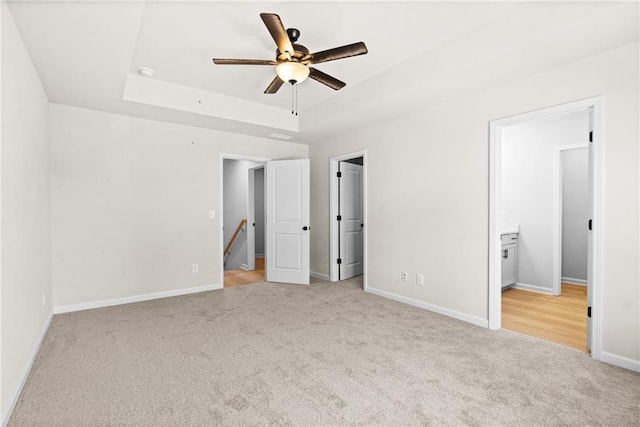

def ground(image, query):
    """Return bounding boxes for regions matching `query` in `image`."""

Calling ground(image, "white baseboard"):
[561,277,587,286]
[310,271,330,281]
[2,309,54,427]
[513,283,554,294]
[600,351,640,372]
[53,284,222,314]
[366,286,488,328]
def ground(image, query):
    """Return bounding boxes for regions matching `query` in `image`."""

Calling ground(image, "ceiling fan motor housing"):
[286,28,300,42]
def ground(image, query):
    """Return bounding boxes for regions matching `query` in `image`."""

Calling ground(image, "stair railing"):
[224,218,247,257]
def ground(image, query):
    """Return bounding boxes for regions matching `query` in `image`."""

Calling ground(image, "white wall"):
[1,3,52,422]
[562,147,589,283]
[223,159,261,270]
[50,104,307,307]
[501,111,589,292]
[309,42,639,363]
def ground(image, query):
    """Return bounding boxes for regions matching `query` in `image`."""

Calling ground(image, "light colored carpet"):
[9,277,640,426]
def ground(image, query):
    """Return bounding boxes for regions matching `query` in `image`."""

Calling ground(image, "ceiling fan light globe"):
[276,62,309,85]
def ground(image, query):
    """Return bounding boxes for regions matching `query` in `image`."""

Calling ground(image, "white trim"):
[562,277,587,286]
[589,96,604,361]
[600,352,640,373]
[0,3,3,421]
[0,4,3,423]
[2,310,53,427]
[329,150,368,292]
[53,284,220,314]
[489,96,604,361]
[488,123,502,330]
[553,143,589,296]
[310,271,330,281]
[367,287,488,328]
[512,283,554,294]
[219,153,270,287]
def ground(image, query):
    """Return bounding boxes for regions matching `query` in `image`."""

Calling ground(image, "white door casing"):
[339,162,364,279]
[246,166,265,271]
[265,159,310,285]
[586,108,594,352]
[553,143,589,296]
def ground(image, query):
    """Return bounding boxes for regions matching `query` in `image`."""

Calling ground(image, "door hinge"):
[589,131,593,142]
[337,215,342,221]
[337,171,342,178]
[587,306,592,318]
[588,219,592,231]
[337,258,342,265]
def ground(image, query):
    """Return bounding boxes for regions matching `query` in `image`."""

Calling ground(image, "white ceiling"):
[6,0,639,144]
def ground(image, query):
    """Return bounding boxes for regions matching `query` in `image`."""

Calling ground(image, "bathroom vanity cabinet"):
[501,233,518,289]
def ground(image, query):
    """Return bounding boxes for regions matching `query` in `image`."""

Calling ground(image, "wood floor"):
[502,283,588,352]
[224,257,265,287]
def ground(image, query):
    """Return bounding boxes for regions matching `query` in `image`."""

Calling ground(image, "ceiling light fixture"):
[138,67,154,77]
[275,62,309,85]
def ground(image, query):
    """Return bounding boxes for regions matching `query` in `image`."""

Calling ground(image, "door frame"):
[329,150,368,290]
[246,165,265,271]
[553,143,589,296]
[219,153,269,287]
[488,96,603,360]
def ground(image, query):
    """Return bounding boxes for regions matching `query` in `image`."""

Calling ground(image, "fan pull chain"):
[290,83,299,116]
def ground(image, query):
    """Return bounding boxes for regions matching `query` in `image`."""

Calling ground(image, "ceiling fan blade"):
[310,42,368,64]
[260,13,294,55]
[309,67,346,90]
[264,76,284,94]
[213,58,277,66]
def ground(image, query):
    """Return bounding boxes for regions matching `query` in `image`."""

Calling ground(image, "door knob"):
[303,226,309,230]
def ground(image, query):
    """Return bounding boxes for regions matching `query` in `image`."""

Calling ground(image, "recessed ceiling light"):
[138,67,154,77]
[269,133,294,140]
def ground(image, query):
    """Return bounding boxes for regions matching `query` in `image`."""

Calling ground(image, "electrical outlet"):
[417,274,424,286]
[41,293,46,307]
[209,210,216,219]
[192,264,199,274]
[401,271,408,281]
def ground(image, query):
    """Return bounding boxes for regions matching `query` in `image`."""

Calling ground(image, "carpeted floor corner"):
[8,277,640,426]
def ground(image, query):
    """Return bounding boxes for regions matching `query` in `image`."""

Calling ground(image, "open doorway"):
[329,150,367,290]
[220,155,311,287]
[221,156,267,288]
[489,97,603,359]
[501,143,590,351]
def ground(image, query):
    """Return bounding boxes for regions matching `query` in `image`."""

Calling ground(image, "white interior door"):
[339,162,364,279]
[266,159,310,284]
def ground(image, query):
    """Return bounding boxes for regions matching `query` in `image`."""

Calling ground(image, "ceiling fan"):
[212,13,368,94]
